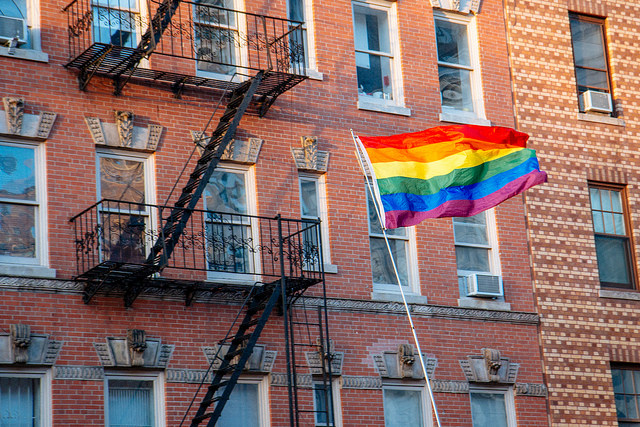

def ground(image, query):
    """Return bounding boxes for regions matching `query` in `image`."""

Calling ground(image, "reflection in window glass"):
[470,391,508,427]
[612,367,640,424]
[0,376,41,426]
[435,17,474,112]
[383,388,423,427]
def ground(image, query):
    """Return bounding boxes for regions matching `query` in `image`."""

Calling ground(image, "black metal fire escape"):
[65,0,334,425]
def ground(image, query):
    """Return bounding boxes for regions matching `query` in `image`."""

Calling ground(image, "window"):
[611,366,640,426]
[352,0,402,106]
[313,380,342,426]
[92,0,142,48]
[217,378,269,427]
[0,141,47,266]
[589,184,635,289]
[203,164,259,281]
[0,0,45,56]
[382,386,429,427]
[569,14,613,113]
[105,373,165,427]
[453,210,500,281]
[367,189,417,293]
[299,174,331,266]
[434,12,484,121]
[287,0,320,77]
[469,388,516,427]
[0,369,52,427]
[96,150,155,264]
[194,0,243,78]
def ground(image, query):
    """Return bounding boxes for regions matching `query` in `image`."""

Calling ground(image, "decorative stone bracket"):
[291,136,329,173]
[94,329,174,368]
[0,324,62,365]
[374,344,437,379]
[305,338,344,375]
[85,111,163,151]
[430,0,481,14]
[1,97,57,140]
[191,131,263,164]
[460,348,519,384]
[203,344,276,373]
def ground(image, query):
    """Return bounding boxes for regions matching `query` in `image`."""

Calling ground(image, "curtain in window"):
[108,379,154,427]
[470,392,508,427]
[383,388,423,427]
[0,376,40,426]
[217,383,260,426]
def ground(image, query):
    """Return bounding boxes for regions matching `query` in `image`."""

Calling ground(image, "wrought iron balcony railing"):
[70,200,324,289]
[63,0,307,93]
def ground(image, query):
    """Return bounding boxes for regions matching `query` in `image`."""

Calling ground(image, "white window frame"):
[216,376,270,427]
[286,0,322,79]
[193,0,248,81]
[469,386,516,427]
[434,11,488,126]
[203,162,260,284]
[313,378,343,427]
[352,0,410,116]
[95,149,157,263]
[0,0,48,62]
[104,371,166,427]
[299,173,333,268]
[0,367,52,427]
[0,140,48,268]
[366,187,421,298]
[453,208,501,278]
[382,384,432,427]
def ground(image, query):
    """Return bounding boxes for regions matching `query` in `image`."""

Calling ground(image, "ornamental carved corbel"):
[3,97,24,135]
[190,131,263,164]
[86,114,163,151]
[127,329,147,367]
[305,338,344,376]
[1,97,58,140]
[460,348,519,384]
[292,136,330,173]
[10,324,31,363]
[203,344,277,373]
[373,344,437,380]
[398,343,416,378]
[115,110,134,147]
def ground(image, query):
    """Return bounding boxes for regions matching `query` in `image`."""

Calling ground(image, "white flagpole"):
[351,130,442,427]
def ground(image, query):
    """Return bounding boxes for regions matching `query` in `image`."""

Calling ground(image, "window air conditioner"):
[0,16,27,44]
[581,90,612,114]
[466,273,503,298]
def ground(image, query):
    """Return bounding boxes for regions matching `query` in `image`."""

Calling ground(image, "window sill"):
[599,288,640,301]
[0,47,49,63]
[439,110,491,126]
[577,113,625,127]
[357,99,411,117]
[371,289,428,304]
[324,263,338,274]
[458,297,511,312]
[306,69,324,80]
[0,264,56,279]
[206,272,261,286]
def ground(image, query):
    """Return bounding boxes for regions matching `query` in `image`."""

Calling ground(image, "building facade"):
[504,0,640,425]
[0,0,548,425]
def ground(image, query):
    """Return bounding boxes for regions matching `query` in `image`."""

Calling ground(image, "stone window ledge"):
[306,69,324,80]
[439,110,491,126]
[599,288,640,301]
[577,113,625,127]
[0,48,49,63]
[371,289,428,304]
[0,264,56,279]
[458,297,511,312]
[358,99,411,117]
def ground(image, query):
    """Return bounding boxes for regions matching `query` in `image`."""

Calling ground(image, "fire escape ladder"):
[147,71,264,272]
[190,283,282,427]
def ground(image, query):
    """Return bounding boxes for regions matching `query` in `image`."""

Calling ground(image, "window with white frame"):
[313,379,342,427]
[352,0,402,105]
[0,368,52,427]
[469,387,516,427]
[299,173,331,266]
[203,164,259,279]
[96,150,155,264]
[92,0,143,48]
[453,209,500,285]
[434,11,484,120]
[216,378,269,427]
[0,0,44,54]
[0,141,47,266]
[287,0,320,77]
[105,372,165,427]
[382,385,430,427]
[367,188,417,293]
[194,0,244,78]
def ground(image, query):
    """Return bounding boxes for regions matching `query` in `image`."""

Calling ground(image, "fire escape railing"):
[63,0,307,93]
[70,199,323,289]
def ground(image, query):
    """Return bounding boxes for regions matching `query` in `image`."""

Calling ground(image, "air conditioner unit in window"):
[581,90,612,114]
[466,273,503,298]
[0,16,27,44]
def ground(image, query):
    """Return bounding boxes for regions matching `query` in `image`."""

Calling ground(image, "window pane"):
[439,66,474,112]
[370,236,408,286]
[570,18,606,69]
[0,145,36,201]
[435,20,470,66]
[288,0,304,22]
[454,223,488,245]
[100,157,145,204]
[353,5,390,53]
[383,389,423,427]
[614,213,626,235]
[0,203,36,258]
[611,190,623,212]
[601,189,612,211]
[595,235,632,287]
[592,211,604,233]
[470,392,508,427]
[623,370,636,394]
[613,369,624,393]
[205,170,247,215]
[0,377,40,426]
[101,213,146,264]
[0,0,27,18]
[575,68,609,91]
[455,246,490,272]
[603,211,614,235]
[217,383,260,427]
[314,383,334,425]
[108,379,154,427]
[589,187,601,210]
[92,7,139,47]
[367,191,405,237]
[357,53,393,100]
[300,179,319,218]
[206,222,252,273]
[195,25,238,75]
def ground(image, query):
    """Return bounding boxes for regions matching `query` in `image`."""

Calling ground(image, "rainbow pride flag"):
[356,125,547,229]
